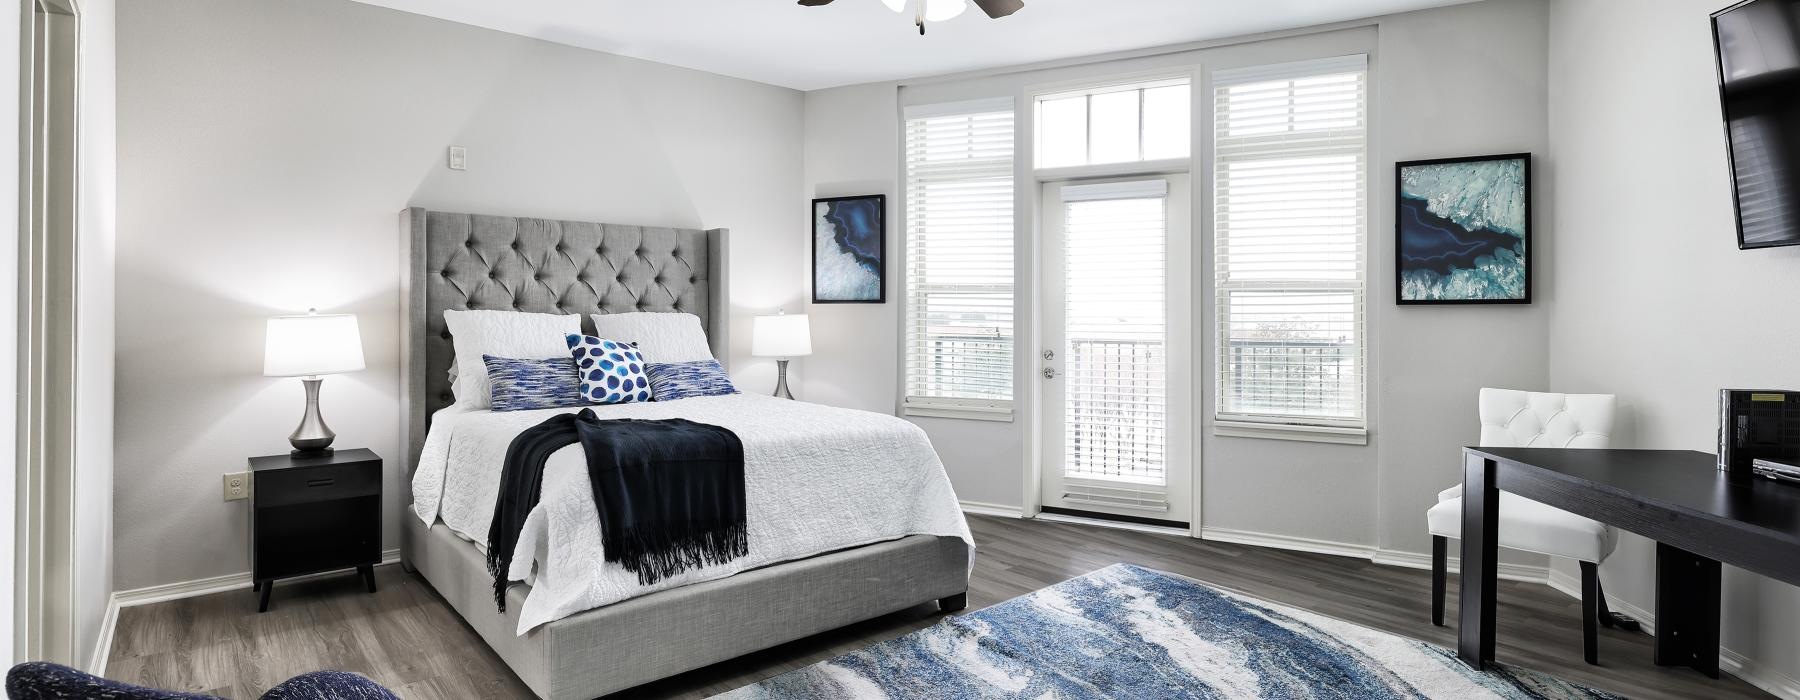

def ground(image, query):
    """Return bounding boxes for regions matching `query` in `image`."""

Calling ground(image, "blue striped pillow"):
[646,360,739,401]
[481,355,584,412]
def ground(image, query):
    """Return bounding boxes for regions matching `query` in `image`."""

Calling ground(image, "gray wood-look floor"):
[108,515,1773,699]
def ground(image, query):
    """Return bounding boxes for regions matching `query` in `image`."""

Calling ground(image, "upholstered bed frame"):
[396,208,968,699]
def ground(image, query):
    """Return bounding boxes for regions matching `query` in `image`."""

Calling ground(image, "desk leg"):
[1654,542,1721,678]
[1457,453,1499,668]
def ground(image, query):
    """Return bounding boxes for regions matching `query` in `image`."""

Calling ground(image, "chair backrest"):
[1478,388,1615,449]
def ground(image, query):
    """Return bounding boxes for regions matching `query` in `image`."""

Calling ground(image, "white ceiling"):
[352,0,1477,91]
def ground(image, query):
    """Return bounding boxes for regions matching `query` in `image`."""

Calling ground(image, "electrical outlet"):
[223,471,250,501]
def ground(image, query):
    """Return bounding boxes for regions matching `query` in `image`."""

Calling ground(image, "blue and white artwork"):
[1397,155,1531,303]
[813,195,885,303]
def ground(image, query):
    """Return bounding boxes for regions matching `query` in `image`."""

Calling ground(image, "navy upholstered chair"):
[5,662,399,700]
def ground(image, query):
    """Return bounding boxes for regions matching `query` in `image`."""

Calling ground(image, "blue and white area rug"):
[719,564,1621,699]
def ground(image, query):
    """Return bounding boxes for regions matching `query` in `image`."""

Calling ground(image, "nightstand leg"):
[257,580,272,613]
[359,565,377,593]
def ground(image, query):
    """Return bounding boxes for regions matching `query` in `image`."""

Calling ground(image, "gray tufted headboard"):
[399,208,729,474]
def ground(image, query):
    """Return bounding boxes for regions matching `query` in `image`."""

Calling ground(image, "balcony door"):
[1039,176,1192,526]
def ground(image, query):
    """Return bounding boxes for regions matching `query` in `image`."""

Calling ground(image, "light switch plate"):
[448,146,467,171]
[223,471,250,501]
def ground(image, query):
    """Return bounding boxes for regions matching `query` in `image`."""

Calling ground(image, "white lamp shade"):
[264,312,366,377]
[751,314,812,358]
[881,0,905,11]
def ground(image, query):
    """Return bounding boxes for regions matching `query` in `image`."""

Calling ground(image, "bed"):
[396,208,972,699]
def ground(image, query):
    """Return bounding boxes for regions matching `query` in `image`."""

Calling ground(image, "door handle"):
[1042,367,1060,380]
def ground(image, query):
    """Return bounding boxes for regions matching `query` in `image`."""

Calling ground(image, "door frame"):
[1036,174,1194,525]
[1018,67,1204,535]
[15,0,81,666]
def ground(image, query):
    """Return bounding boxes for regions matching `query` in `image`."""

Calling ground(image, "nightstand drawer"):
[255,462,379,507]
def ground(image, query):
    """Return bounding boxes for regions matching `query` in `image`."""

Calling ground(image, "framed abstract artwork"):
[1395,153,1531,305]
[812,194,886,304]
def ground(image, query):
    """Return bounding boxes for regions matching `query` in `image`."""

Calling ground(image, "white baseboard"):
[93,548,403,675]
[87,594,120,675]
[1369,547,1551,584]
[1545,568,1800,700]
[959,500,1024,518]
[1200,527,1552,584]
[1200,526,1378,561]
[112,548,402,608]
[1037,512,1189,537]
[1723,647,1800,700]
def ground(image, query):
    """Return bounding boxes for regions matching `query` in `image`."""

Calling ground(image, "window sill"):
[903,404,1015,423]
[1213,420,1367,445]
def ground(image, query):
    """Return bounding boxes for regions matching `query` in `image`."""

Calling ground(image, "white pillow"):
[443,310,582,409]
[590,312,714,363]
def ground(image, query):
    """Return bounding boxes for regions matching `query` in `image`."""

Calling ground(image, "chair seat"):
[1426,491,1617,562]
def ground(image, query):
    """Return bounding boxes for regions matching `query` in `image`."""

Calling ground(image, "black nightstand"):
[248,448,382,612]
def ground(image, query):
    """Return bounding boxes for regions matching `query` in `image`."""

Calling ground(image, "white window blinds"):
[903,99,1017,417]
[1061,180,1169,484]
[1212,55,1368,428]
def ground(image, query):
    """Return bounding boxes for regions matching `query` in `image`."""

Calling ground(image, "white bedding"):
[411,393,974,634]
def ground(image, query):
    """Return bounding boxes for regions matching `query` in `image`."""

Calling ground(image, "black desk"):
[1458,448,1800,677]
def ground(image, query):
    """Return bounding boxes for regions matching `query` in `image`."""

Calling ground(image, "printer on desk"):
[1719,389,1800,480]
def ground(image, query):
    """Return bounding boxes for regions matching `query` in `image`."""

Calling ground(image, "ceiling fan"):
[798,0,1025,35]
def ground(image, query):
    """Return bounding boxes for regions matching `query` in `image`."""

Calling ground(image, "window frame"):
[1209,55,1371,444]
[900,97,1019,422]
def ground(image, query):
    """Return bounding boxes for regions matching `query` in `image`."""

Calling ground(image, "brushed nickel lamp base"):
[773,359,796,400]
[288,376,337,455]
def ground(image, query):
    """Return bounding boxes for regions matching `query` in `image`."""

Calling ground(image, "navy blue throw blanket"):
[487,409,747,611]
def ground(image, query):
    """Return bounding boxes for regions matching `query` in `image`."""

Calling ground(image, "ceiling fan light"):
[881,0,907,13]
[923,0,967,22]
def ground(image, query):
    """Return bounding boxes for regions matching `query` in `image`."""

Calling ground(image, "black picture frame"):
[811,194,887,304]
[1395,153,1532,305]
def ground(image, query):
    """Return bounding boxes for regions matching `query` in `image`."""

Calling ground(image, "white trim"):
[958,500,1024,519]
[1369,547,1549,584]
[1036,512,1189,537]
[1213,420,1369,445]
[1034,159,1192,183]
[86,593,117,675]
[902,96,1014,120]
[1723,648,1800,700]
[903,404,1014,422]
[113,548,401,608]
[1202,526,1376,560]
[1544,569,1800,700]
[1213,53,1368,87]
[1061,179,1169,202]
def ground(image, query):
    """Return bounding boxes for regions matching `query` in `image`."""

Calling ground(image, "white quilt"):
[410,394,974,634]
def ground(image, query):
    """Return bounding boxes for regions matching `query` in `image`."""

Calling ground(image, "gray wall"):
[801,0,1553,556]
[113,0,804,591]
[1547,0,1800,688]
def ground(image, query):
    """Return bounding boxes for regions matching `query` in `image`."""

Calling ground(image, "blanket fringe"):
[606,521,751,586]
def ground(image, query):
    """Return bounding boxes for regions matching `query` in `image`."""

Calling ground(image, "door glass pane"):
[1142,84,1190,160]
[1087,90,1141,164]
[1038,95,1087,169]
[1063,195,1167,484]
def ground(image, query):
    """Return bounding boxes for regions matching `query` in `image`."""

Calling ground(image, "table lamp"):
[264,309,365,454]
[751,311,812,400]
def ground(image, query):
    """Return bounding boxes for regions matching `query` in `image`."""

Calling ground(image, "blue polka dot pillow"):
[566,334,651,405]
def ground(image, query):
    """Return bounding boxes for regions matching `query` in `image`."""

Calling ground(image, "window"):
[903,99,1017,419]
[1212,56,1368,438]
[1037,78,1190,169]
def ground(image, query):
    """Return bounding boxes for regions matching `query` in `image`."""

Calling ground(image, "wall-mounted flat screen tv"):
[1713,0,1800,249]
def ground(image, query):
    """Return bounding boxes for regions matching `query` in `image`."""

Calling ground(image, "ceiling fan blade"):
[797,0,835,6]
[971,0,1023,19]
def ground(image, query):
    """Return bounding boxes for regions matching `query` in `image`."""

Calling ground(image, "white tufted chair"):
[1426,388,1620,665]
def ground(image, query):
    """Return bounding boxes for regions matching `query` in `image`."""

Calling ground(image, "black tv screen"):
[1713,0,1800,249]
